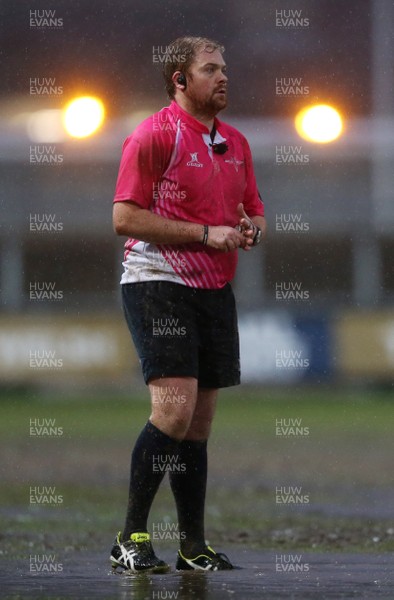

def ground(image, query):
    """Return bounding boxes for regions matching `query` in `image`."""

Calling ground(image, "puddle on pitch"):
[1,550,394,599]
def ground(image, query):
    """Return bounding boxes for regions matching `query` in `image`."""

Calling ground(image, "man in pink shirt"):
[110,36,266,573]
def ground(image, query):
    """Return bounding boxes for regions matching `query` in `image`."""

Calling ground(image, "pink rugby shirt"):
[114,100,264,289]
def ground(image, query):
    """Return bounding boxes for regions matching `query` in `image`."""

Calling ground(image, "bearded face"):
[182,49,228,117]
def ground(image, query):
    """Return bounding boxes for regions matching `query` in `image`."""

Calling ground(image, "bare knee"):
[149,377,198,440]
[151,409,194,440]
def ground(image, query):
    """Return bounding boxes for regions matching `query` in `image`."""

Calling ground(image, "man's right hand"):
[206,226,246,252]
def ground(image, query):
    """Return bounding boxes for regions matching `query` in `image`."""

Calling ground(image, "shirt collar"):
[169,100,222,135]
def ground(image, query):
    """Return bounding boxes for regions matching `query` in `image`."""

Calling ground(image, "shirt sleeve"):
[113,122,171,208]
[242,138,265,218]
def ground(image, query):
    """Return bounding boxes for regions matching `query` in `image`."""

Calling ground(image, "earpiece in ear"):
[177,73,187,88]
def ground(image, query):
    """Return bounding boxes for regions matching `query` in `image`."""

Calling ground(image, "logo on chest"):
[186,152,204,168]
[224,156,244,172]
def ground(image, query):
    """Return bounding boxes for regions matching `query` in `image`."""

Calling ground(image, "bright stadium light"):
[295,104,343,143]
[63,96,105,138]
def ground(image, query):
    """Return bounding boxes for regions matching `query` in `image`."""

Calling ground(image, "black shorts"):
[121,281,240,388]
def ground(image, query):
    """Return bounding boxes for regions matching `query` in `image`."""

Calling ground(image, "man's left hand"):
[236,203,256,251]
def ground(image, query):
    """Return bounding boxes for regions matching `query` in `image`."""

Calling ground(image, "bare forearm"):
[113,202,204,245]
[113,201,247,251]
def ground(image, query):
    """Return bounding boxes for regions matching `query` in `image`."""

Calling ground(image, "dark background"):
[1,0,371,117]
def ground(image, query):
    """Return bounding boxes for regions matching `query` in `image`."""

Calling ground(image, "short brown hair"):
[162,36,225,99]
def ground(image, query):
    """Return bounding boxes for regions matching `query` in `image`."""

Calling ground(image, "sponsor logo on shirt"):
[224,156,244,171]
[186,152,203,168]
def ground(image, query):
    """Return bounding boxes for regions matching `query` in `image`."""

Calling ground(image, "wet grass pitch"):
[1,387,394,597]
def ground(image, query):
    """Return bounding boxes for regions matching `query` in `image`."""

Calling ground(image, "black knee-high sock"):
[122,421,180,540]
[169,439,208,556]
